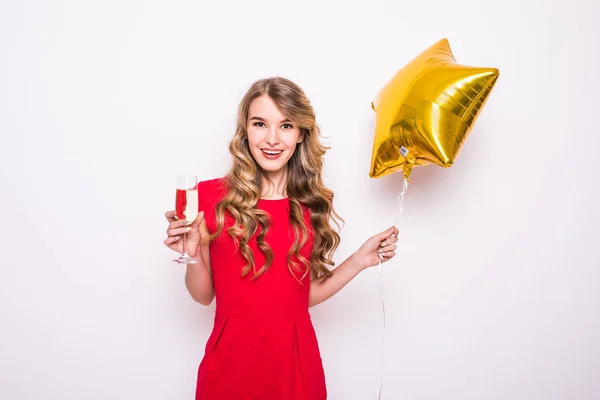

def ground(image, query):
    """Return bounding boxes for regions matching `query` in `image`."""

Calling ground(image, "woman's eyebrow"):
[249,116,293,124]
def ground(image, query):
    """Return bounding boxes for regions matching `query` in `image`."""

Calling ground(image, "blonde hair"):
[209,77,342,283]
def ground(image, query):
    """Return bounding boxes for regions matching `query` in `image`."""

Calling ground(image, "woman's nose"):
[265,127,280,146]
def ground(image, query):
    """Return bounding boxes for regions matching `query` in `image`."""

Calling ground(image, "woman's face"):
[246,95,303,178]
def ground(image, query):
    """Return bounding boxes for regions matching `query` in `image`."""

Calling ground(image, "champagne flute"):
[173,174,199,264]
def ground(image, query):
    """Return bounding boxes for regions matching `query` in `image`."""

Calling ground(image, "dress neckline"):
[259,197,289,202]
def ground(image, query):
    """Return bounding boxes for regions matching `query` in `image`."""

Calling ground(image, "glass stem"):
[182,231,188,256]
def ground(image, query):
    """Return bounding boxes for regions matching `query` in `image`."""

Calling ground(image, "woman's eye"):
[253,122,266,127]
[282,123,293,129]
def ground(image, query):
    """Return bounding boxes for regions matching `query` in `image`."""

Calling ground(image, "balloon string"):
[378,177,408,400]
[398,178,408,221]
[377,254,385,400]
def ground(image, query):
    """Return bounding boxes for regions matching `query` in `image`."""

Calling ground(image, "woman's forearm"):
[184,256,214,306]
[309,253,365,308]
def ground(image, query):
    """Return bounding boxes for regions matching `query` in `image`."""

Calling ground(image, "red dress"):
[195,178,327,400]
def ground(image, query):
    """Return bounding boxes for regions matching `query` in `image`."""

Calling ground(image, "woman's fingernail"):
[185,227,192,232]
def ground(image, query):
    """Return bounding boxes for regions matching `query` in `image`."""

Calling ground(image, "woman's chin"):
[257,162,287,174]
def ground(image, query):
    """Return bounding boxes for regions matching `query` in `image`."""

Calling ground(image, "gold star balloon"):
[369,38,499,180]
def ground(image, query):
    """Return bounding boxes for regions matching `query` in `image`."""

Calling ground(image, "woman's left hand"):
[353,226,399,270]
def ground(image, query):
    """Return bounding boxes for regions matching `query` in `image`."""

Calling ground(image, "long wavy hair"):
[208,77,343,283]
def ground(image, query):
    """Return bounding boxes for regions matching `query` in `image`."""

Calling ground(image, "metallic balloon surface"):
[369,38,499,180]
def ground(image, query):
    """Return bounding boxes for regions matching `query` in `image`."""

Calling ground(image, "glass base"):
[172,254,199,264]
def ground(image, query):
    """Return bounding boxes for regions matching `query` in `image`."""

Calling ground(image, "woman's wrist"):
[349,251,368,272]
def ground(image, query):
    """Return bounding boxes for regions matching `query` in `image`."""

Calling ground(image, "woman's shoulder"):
[197,177,228,204]
[198,176,227,189]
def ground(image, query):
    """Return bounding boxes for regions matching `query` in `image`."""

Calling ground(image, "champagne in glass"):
[173,174,199,264]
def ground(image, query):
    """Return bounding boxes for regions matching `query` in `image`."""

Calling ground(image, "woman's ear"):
[298,131,305,143]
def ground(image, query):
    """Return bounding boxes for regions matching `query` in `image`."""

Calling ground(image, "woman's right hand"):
[164,210,205,257]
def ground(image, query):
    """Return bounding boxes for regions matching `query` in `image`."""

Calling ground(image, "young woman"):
[164,77,398,399]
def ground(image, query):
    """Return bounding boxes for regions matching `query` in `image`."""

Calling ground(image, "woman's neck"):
[261,168,288,199]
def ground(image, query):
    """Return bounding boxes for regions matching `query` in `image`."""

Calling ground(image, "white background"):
[1,0,599,399]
